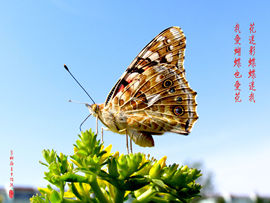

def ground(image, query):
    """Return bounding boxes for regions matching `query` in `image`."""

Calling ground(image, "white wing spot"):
[155,75,163,83]
[146,94,160,106]
[149,52,159,61]
[157,42,163,48]
[155,66,166,72]
[157,36,165,41]
[143,50,153,58]
[126,72,138,82]
[165,53,173,62]
[181,84,186,92]
[132,80,140,91]
[170,28,181,38]
[167,39,171,43]
[169,45,174,50]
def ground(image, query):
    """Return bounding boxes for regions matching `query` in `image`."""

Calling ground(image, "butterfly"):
[82,26,198,151]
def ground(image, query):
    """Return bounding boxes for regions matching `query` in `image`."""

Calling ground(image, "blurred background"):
[0,0,269,202]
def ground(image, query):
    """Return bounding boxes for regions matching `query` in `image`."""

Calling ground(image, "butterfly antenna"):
[68,100,87,104]
[64,64,96,104]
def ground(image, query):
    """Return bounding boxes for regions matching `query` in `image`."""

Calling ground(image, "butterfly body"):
[87,26,198,148]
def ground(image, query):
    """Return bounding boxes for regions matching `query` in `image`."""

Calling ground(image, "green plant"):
[31,129,202,203]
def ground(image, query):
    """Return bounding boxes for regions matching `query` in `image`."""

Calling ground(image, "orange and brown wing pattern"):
[119,65,198,135]
[127,26,186,72]
[104,26,186,107]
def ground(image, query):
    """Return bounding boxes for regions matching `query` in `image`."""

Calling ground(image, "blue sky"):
[0,0,270,196]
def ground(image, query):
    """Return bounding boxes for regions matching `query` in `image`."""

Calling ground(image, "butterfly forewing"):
[105,27,186,106]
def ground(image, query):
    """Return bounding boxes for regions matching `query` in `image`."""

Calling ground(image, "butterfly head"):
[85,103,99,117]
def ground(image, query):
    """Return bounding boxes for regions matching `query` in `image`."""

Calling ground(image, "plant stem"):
[89,175,109,203]
[60,182,65,200]
[60,173,88,183]
[114,188,125,203]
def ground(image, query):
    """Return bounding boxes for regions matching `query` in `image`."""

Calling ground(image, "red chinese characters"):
[249,46,255,56]
[249,81,256,91]
[249,92,256,103]
[234,23,241,33]
[233,22,257,103]
[234,58,242,68]
[234,69,242,78]
[234,80,241,91]
[233,23,242,102]
[234,34,241,45]
[248,69,256,80]
[248,22,256,103]
[9,150,14,199]
[248,58,256,68]
[235,91,242,102]
[234,47,241,56]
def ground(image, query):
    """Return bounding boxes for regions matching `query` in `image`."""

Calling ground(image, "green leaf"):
[39,161,48,167]
[108,157,119,178]
[152,178,166,188]
[50,190,61,203]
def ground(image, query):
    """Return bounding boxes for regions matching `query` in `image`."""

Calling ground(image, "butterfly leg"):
[96,116,98,135]
[130,137,133,153]
[126,130,130,154]
[100,127,110,143]
[101,127,104,143]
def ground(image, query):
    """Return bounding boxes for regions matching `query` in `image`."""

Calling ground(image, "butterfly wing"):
[105,26,186,106]
[104,26,198,147]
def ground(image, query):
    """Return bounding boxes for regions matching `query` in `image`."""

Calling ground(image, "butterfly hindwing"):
[117,65,198,134]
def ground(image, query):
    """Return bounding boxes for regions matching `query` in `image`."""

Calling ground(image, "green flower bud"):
[76,140,84,149]
[149,162,161,179]
[162,163,178,180]
[108,158,119,178]
[181,165,188,172]
[50,190,61,202]
[117,155,129,179]
[170,170,187,187]
[42,150,50,164]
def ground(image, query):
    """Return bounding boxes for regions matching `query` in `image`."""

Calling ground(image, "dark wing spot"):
[185,119,190,132]
[127,67,144,74]
[121,79,129,86]
[169,87,175,93]
[145,58,152,63]
[173,106,184,116]
[135,91,148,104]
[148,61,158,66]
[160,56,167,63]
[163,79,173,88]
[176,96,182,103]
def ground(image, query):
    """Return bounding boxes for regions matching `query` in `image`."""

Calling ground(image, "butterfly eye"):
[173,106,184,116]
[163,79,173,88]
[91,104,98,114]
[176,97,182,103]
